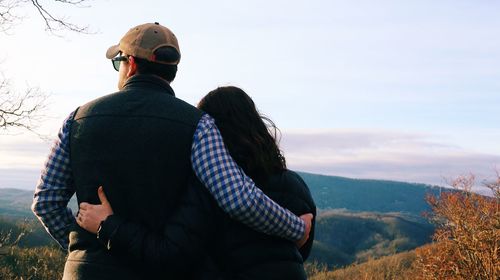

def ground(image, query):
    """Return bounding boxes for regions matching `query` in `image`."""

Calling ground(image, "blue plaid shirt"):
[32,112,305,249]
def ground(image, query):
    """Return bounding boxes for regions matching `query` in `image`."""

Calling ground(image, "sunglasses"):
[111,55,129,71]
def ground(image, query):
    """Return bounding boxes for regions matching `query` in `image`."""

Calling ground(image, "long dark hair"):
[198,86,286,185]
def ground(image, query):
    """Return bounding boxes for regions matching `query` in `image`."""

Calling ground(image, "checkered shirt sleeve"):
[31,111,76,250]
[191,114,305,241]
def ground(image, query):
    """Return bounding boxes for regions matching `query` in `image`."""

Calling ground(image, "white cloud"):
[281,129,500,186]
[0,136,51,169]
[0,168,40,189]
[1,128,499,193]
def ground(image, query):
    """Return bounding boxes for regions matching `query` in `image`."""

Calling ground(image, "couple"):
[32,22,316,279]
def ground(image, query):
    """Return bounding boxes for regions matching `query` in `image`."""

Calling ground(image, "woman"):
[77,86,316,279]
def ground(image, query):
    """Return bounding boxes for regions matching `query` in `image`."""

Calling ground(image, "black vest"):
[212,170,316,280]
[66,75,203,278]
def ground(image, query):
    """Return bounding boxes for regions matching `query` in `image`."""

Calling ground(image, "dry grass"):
[308,250,418,280]
[0,246,65,279]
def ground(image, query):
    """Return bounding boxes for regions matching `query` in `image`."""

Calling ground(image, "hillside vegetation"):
[1,172,440,277]
[0,188,37,217]
[0,217,56,248]
[299,172,441,216]
[0,246,65,279]
[9,172,495,279]
[0,188,78,219]
[309,210,433,267]
[308,174,499,280]
[415,175,499,279]
[1,217,65,279]
[308,250,419,280]
[0,172,442,218]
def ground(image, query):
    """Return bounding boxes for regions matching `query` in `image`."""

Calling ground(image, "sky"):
[0,0,499,191]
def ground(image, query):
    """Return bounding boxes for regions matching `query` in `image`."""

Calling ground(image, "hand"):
[76,186,114,234]
[295,213,313,248]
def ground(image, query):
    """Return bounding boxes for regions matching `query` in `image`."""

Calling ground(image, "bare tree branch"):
[0,0,92,135]
[0,74,48,134]
[0,0,92,35]
[0,0,23,33]
[29,0,92,35]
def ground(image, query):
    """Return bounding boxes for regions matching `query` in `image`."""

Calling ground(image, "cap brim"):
[106,44,120,59]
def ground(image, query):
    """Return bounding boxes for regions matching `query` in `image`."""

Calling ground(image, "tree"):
[1,0,91,34]
[0,0,91,133]
[416,174,500,280]
[0,76,47,132]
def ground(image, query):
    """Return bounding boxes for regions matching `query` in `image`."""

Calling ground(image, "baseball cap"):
[106,22,180,65]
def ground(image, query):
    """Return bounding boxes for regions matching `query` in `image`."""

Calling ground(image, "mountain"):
[297,172,442,216]
[292,172,440,266]
[0,188,77,219]
[0,172,441,267]
[309,210,434,267]
[0,188,36,218]
[1,172,443,218]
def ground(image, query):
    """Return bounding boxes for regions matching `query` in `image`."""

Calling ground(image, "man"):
[32,22,312,279]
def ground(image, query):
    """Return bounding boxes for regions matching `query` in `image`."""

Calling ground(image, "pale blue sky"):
[0,0,499,189]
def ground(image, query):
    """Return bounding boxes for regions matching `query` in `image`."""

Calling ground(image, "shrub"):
[416,174,500,280]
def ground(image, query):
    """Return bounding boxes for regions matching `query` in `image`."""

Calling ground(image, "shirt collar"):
[122,74,175,96]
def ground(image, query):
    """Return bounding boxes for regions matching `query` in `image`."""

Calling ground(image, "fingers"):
[79,202,90,210]
[76,209,85,226]
[77,208,87,218]
[76,209,94,233]
[296,213,314,248]
[79,202,98,211]
[76,187,112,234]
[300,213,314,231]
[97,186,110,206]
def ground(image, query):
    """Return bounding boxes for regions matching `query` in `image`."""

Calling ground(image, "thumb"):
[300,213,313,232]
[98,186,109,205]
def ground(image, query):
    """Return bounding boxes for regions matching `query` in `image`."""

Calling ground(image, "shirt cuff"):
[97,214,125,250]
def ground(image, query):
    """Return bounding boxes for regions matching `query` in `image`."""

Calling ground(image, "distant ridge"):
[297,171,443,217]
[0,172,444,267]
[0,188,77,218]
[0,188,36,218]
[0,172,445,218]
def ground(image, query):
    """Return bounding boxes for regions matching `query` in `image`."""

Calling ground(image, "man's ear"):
[126,56,137,77]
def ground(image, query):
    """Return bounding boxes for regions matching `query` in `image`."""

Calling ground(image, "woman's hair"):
[198,86,286,185]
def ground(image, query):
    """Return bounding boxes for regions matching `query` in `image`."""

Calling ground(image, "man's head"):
[106,22,181,89]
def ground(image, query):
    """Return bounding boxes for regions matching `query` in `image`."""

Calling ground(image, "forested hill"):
[0,188,78,218]
[298,172,442,216]
[0,172,443,268]
[0,172,444,218]
[0,188,36,217]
